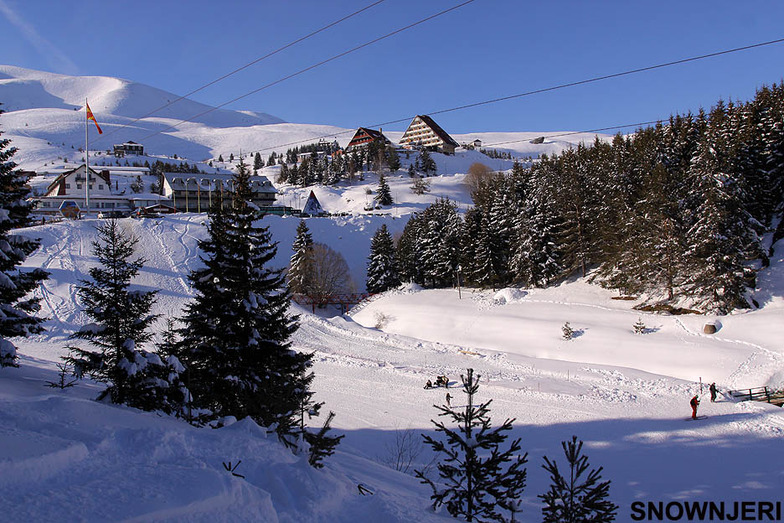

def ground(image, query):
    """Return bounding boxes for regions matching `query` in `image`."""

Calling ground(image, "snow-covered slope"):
[5,215,783,521]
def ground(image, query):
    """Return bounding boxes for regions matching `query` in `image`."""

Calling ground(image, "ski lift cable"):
[92,0,388,144]
[132,0,479,145]
[244,36,784,156]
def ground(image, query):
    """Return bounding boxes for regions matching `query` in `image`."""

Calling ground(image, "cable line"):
[134,0,478,144]
[426,37,784,119]
[95,0,387,143]
[244,36,784,155]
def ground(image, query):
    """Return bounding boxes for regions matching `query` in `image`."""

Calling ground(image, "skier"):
[709,383,717,402]
[690,395,700,420]
[424,380,432,389]
[445,392,452,407]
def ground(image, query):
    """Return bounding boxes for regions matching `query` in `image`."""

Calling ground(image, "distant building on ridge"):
[113,141,144,157]
[398,115,459,155]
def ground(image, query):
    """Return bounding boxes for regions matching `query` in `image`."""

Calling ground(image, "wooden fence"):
[728,386,784,407]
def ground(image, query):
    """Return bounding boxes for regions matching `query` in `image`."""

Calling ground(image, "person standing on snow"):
[445,392,452,407]
[690,395,700,419]
[709,383,718,402]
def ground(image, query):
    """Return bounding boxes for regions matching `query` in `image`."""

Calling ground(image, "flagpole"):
[85,98,90,217]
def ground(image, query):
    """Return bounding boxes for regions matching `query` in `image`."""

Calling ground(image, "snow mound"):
[492,287,527,305]
[398,282,423,293]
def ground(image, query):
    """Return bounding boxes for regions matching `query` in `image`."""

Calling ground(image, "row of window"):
[65,183,105,190]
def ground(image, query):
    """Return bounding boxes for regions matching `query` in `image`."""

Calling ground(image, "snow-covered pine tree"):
[419,198,463,288]
[375,172,393,206]
[366,224,400,293]
[396,214,425,285]
[288,220,315,295]
[683,103,759,313]
[176,162,324,450]
[411,174,430,195]
[65,220,183,412]
[253,151,263,171]
[0,122,48,367]
[539,435,618,523]
[461,208,494,287]
[415,368,528,522]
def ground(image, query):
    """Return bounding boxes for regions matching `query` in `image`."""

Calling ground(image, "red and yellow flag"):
[86,102,102,134]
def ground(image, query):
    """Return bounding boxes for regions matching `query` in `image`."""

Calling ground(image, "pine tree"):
[419,198,463,288]
[539,436,618,523]
[65,220,183,412]
[396,214,425,285]
[254,151,263,171]
[288,220,315,295]
[366,224,400,293]
[175,162,326,451]
[386,146,401,172]
[375,172,393,206]
[419,149,437,176]
[0,123,48,367]
[415,368,528,522]
[683,103,758,313]
[461,208,495,287]
[411,174,431,195]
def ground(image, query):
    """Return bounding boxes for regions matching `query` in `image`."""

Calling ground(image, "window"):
[98,185,104,190]
[66,183,71,189]
[76,184,82,189]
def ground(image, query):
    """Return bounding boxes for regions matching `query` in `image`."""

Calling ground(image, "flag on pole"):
[86,102,102,134]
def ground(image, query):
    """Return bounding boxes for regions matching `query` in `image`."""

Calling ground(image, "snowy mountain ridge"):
[0,65,600,172]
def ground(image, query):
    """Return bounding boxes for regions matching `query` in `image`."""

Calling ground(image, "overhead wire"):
[93,0,388,143]
[132,0,479,144]
[240,36,784,156]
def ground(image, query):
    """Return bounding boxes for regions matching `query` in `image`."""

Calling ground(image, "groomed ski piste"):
[1,214,783,522]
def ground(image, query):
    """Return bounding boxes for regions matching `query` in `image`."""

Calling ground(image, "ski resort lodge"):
[398,115,460,154]
[346,127,391,151]
[31,164,280,216]
[161,172,277,212]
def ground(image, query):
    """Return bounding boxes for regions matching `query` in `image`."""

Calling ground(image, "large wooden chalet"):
[398,115,459,154]
[346,127,391,151]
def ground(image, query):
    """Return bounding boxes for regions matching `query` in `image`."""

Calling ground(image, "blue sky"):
[2,0,784,134]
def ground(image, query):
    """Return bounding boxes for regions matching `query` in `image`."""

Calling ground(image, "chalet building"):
[35,164,132,214]
[473,139,482,148]
[161,172,277,213]
[346,127,391,151]
[398,115,460,155]
[113,141,144,157]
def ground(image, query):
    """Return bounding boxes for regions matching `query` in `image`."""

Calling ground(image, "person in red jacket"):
[690,395,700,419]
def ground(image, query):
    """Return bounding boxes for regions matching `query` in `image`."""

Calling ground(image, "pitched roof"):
[45,165,110,196]
[347,127,390,148]
[414,115,459,147]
